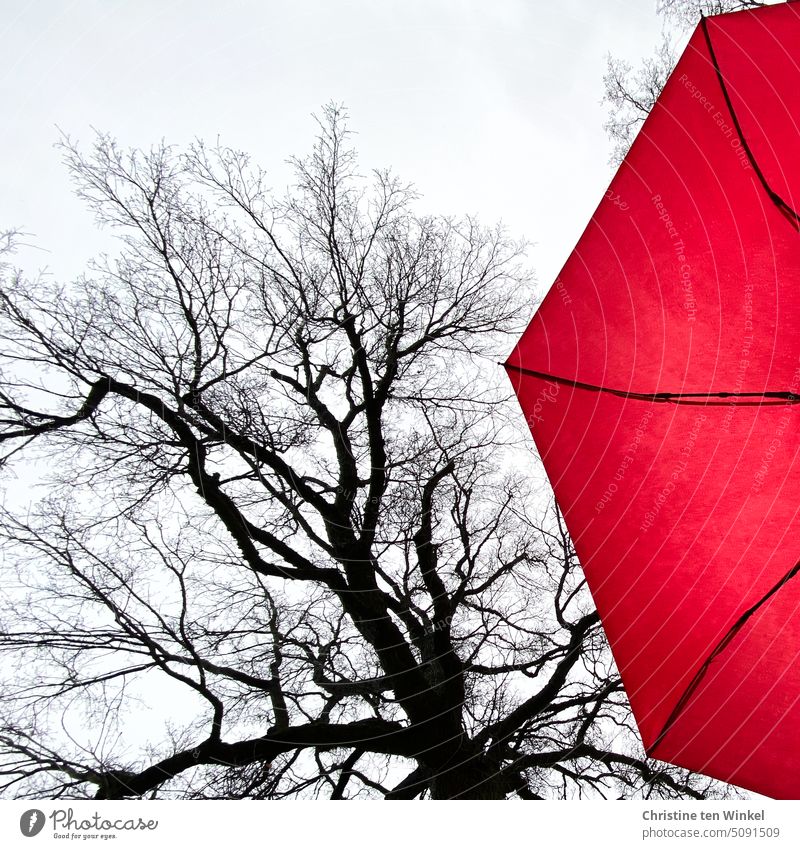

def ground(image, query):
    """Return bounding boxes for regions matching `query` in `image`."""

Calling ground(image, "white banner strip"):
[3,799,800,849]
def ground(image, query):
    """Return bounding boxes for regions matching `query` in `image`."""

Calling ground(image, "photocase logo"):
[19,809,45,837]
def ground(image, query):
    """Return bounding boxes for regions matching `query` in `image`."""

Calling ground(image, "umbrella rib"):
[701,15,800,231]
[502,363,800,407]
[648,558,800,758]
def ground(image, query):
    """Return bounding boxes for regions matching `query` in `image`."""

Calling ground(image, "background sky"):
[1,0,667,305]
[0,0,679,775]
[7,0,785,804]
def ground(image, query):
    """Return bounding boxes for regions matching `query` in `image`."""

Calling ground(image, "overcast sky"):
[1,0,667,300]
[1,1,756,791]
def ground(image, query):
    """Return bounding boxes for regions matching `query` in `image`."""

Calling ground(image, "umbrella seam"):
[647,558,800,757]
[701,14,800,231]
[502,362,800,406]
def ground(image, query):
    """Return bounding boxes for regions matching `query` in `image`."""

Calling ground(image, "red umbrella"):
[506,2,800,798]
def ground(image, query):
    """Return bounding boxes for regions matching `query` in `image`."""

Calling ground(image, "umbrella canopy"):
[506,2,800,799]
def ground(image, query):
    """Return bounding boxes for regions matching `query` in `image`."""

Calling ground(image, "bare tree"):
[657,0,767,27]
[603,33,677,167]
[602,0,768,165]
[0,106,729,800]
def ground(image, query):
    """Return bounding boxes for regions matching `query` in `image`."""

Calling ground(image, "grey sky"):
[1,1,749,795]
[2,0,665,298]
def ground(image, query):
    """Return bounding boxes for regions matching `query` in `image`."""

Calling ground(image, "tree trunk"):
[429,755,507,800]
